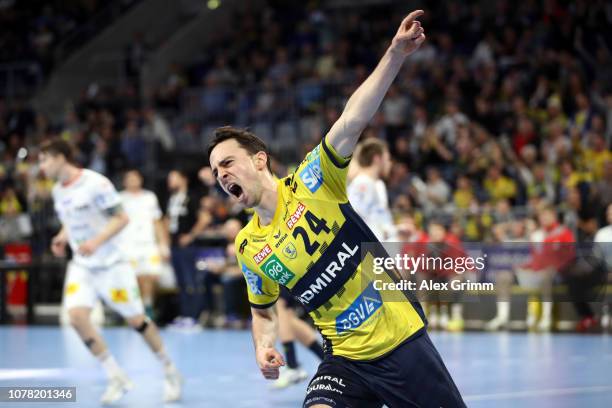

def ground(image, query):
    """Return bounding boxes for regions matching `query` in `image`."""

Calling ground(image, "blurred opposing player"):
[347,139,398,242]
[40,139,181,404]
[120,169,169,320]
[209,10,465,408]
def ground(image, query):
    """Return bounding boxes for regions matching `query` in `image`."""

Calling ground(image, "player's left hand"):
[389,10,426,56]
[77,239,99,256]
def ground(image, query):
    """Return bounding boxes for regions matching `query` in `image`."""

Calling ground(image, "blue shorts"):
[303,332,465,408]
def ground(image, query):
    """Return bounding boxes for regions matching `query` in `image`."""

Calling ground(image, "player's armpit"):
[103,204,125,217]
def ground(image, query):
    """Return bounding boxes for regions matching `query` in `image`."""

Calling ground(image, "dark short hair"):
[40,138,76,163]
[207,126,272,173]
[357,139,387,167]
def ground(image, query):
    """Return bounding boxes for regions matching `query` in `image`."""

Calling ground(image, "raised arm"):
[327,10,426,157]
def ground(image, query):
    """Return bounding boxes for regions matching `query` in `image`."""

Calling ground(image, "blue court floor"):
[0,327,611,407]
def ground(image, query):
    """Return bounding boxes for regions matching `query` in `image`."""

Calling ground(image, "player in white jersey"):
[347,138,398,241]
[39,139,182,405]
[120,169,169,320]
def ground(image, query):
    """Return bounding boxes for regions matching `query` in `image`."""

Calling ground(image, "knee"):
[127,315,150,333]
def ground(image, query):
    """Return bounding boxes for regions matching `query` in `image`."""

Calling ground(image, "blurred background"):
[0,0,610,330]
[1,1,611,407]
[0,0,612,332]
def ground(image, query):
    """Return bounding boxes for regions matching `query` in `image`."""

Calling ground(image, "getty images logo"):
[298,242,358,305]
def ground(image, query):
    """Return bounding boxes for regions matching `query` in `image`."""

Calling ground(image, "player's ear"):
[254,151,268,171]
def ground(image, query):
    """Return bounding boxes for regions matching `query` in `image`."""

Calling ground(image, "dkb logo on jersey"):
[262,254,295,285]
[242,263,263,295]
[300,147,323,193]
[336,283,383,335]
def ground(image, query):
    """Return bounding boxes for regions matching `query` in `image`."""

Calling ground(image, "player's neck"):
[361,166,380,180]
[59,165,81,186]
[254,177,278,227]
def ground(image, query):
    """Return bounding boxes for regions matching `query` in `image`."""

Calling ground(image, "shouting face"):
[209,138,269,207]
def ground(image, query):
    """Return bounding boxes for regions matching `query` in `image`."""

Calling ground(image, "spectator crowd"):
[0,0,610,329]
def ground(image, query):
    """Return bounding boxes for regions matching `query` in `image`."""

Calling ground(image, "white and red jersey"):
[524,223,575,271]
[347,174,398,241]
[594,225,612,267]
[119,189,162,251]
[52,169,125,268]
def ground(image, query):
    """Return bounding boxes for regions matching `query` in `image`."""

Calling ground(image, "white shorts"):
[63,260,144,318]
[126,246,163,276]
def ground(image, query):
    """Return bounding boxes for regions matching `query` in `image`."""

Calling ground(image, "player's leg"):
[63,262,132,404]
[273,296,308,388]
[302,358,381,408]
[136,249,162,321]
[169,246,190,324]
[368,332,466,408]
[101,261,182,402]
[137,274,158,319]
[485,269,513,330]
[537,268,555,331]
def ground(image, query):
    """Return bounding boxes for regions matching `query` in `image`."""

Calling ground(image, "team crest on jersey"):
[254,244,272,264]
[299,147,323,193]
[286,203,306,230]
[282,243,297,259]
[110,288,129,303]
[241,263,263,295]
[261,254,295,285]
[65,283,79,296]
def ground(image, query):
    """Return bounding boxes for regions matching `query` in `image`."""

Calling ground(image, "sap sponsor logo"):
[299,151,323,193]
[282,243,297,259]
[336,283,382,335]
[241,263,263,295]
[286,203,306,230]
[253,244,272,264]
[262,255,295,285]
[298,242,358,305]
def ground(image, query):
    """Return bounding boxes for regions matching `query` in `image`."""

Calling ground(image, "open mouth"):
[227,183,243,199]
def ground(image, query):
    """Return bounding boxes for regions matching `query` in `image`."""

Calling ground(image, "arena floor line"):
[1,327,610,407]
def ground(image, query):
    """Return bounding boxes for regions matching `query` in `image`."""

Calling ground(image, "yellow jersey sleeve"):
[294,137,351,203]
[236,238,280,308]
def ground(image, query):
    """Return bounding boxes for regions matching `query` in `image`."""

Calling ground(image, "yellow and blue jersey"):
[235,137,425,361]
